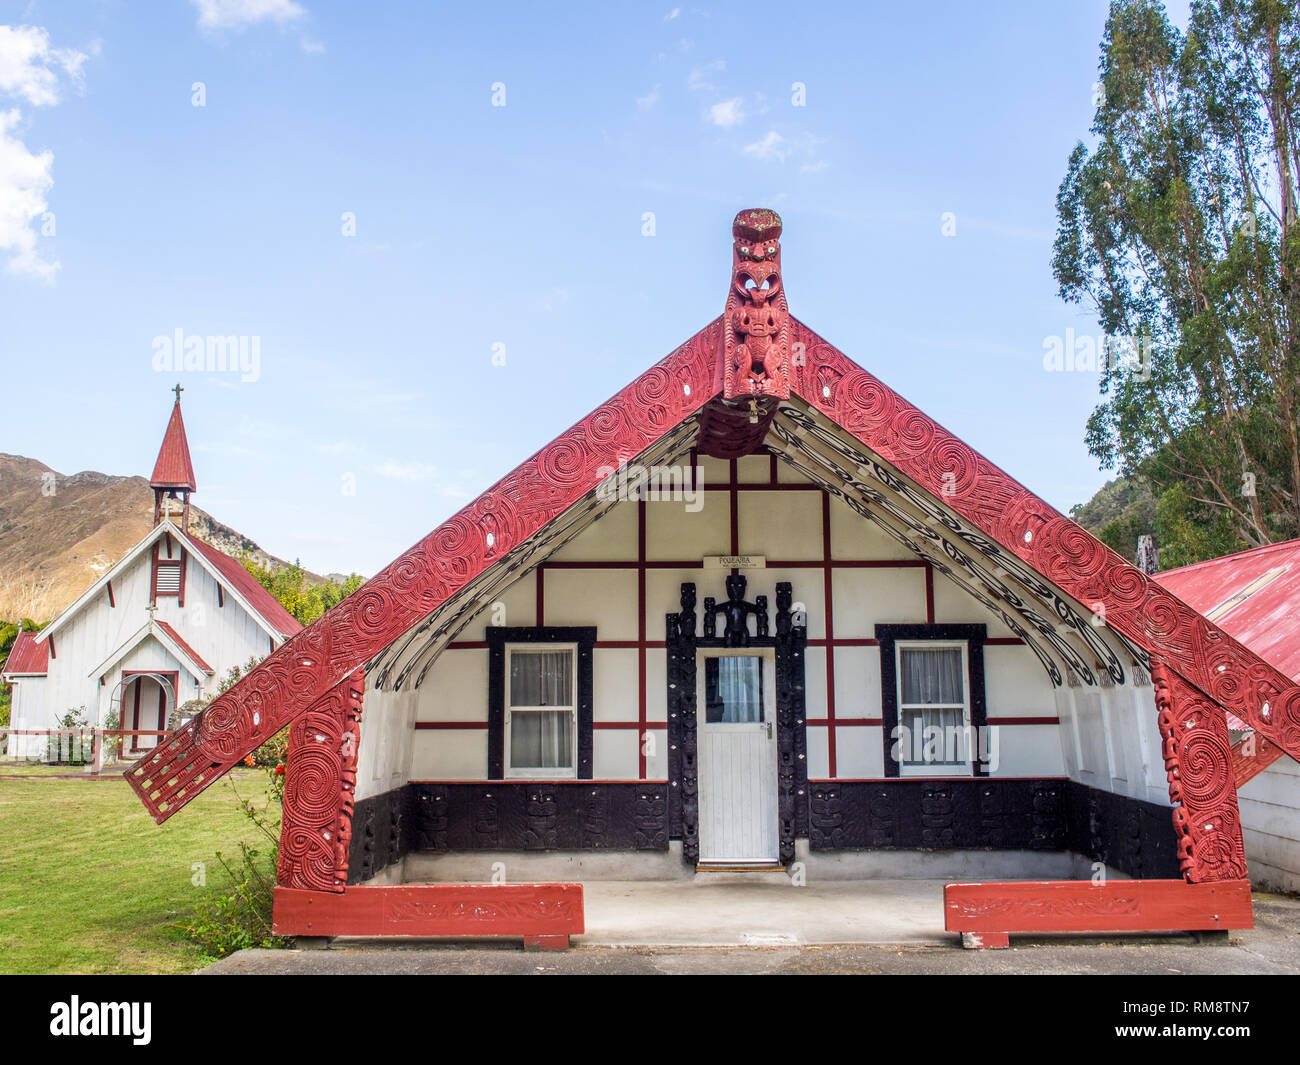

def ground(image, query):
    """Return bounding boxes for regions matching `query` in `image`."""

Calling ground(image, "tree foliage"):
[1055,0,1300,565]
[238,557,363,627]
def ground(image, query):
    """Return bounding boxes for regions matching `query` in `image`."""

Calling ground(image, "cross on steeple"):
[146,601,158,622]
[172,382,184,404]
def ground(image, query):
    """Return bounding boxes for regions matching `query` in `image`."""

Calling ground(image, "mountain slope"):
[0,453,319,622]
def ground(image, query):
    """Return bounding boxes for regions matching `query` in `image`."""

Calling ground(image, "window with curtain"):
[507,646,576,774]
[897,644,968,769]
[704,656,764,723]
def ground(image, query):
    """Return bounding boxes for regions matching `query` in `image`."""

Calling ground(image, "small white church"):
[3,392,301,760]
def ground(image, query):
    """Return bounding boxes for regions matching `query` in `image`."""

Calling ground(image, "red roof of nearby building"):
[1156,538,1300,685]
[3,630,49,676]
[150,401,197,490]
[153,620,214,674]
[186,537,303,638]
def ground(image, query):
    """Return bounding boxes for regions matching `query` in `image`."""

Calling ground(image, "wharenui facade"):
[3,396,300,759]
[127,211,1298,947]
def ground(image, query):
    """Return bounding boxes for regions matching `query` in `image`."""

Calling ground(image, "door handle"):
[765,722,773,740]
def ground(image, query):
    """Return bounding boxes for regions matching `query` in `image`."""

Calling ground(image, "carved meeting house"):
[127,210,1300,941]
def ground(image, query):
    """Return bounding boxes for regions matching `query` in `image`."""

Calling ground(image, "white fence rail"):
[1,728,171,770]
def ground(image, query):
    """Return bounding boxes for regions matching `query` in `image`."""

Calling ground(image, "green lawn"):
[0,769,279,974]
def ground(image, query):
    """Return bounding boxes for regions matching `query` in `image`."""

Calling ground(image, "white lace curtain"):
[709,656,763,723]
[510,650,573,707]
[900,646,966,766]
[509,649,575,770]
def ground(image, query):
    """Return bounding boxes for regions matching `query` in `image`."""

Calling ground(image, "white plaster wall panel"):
[697,455,731,486]
[645,648,668,725]
[984,646,1056,719]
[775,456,813,484]
[543,568,638,640]
[764,566,827,640]
[1053,687,1082,779]
[415,648,489,722]
[1073,690,1108,786]
[356,686,417,798]
[1241,829,1300,893]
[646,568,708,632]
[989,726,1066,778]
[593,648,639,722]
[465,572,536,631]
[930,572,1015,638]
[836,726,884,778]
[645,497,730,562]
[409,729,488,781]
[804,646,828,717]
[828,496,914,560]
[832,567,926,637]
[806,725,830,780]
[736,455,771,482]
[831,644,881,721]
[593,728,640,779]
[548,500,638,562]
[738,490,822,561]
[643,725,667,779]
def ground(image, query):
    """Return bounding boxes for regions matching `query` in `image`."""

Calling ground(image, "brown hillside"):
[0,453,319,623]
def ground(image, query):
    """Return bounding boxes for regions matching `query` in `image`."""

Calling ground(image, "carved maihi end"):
[723,208,791,401]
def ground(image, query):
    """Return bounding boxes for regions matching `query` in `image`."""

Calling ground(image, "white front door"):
[697,649,778,863]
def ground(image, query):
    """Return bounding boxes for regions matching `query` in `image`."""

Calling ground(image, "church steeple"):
[150,384,197,531]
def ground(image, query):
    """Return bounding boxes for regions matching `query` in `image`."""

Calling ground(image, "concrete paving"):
[203,887,1300,975]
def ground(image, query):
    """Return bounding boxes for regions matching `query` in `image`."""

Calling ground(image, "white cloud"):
[191,0,306,32]
[687,58,724,93]
[0,25,88,108]
[664,7,681,19]
[743,130,788,162]
[375,460,438,483]
[636,84,661,112]
[708,97,744,127]
[0,108,57,281]
[800,159,829,174]
[300,37,325,54]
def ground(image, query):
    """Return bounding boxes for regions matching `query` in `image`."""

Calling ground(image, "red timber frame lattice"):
[127,211,1300,943]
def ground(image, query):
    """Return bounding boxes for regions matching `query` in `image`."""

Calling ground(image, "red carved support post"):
[276,668,364,892]
[1150,658,1248,883]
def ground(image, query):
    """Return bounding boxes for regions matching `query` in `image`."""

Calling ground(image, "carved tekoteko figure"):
[703,574,768,646]
[723,208,791,400]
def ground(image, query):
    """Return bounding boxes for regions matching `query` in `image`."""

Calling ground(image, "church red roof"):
[186,537,303,639]
[1156,538,1300,685]
[150,401,197,490]
[2,630,49,676]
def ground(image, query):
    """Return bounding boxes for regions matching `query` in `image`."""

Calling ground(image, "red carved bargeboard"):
[272,884,584,946]
[1151,658,1248,882]
[276,668,364,892]
[944,879,1253,945]
[126,321,722,824]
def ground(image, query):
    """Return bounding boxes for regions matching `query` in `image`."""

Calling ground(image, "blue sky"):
[0,1,1191,576]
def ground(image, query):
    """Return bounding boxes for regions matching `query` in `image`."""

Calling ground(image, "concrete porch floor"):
[573,877,948,946]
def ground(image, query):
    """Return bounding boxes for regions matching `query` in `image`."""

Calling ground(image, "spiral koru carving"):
[1150,659,1247,883]
[276,669,364,892]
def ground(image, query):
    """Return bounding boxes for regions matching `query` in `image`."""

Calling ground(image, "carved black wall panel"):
[808,779,1069,852]
[486,626,596,780]
[666,579,807,866]
[876,624,988,778]
[1063,780,1181,879]
[347,787,413,885]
